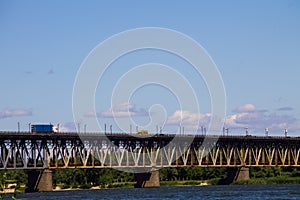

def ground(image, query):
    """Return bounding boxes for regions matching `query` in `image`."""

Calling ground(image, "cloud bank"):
[0,108,32,119]
[225,104,298,132]
[84,103,299,134]
[165,104,299,133]
[85,103,148,118]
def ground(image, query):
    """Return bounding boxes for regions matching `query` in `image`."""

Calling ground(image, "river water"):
[10,184,300,200]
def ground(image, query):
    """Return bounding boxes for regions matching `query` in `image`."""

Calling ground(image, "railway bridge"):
[1,132,300,192]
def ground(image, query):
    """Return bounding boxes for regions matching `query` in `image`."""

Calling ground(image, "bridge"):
[1,132,300,191]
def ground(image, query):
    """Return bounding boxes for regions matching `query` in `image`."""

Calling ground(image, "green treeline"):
[1,167,300,191]
[53,168,135,189]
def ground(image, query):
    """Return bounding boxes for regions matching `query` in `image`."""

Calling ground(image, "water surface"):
[12,184,300,200]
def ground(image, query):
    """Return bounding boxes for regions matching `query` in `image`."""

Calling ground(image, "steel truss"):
[0,132,299,169]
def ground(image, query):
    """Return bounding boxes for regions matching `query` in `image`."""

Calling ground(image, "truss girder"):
[0,133,299,169]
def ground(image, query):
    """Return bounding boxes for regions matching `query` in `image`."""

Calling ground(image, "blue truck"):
[31,124,54,133]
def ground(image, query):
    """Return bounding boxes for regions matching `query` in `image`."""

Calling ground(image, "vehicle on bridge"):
[137,129,148,136]
[31,124,56,133]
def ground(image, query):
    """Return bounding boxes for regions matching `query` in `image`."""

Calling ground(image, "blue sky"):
[0,1,299,136]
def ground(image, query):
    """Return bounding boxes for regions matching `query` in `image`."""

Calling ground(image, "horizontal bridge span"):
[1,132,300,169]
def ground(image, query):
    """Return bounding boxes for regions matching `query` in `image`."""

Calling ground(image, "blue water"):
[8,184,300,200]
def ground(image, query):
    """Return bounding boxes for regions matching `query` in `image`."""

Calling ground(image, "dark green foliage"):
[80,184,92,189]
[249,167,300,179]
[0,170,27,185]
[99,169,113,188]
[0,166,299,191]
[0,170,24,199]
[61,184,70,189]
[207,178,222,185]
[234,176,300,185]
[160,168,179,181]
[159,167,226,181]
[52,168,135,189]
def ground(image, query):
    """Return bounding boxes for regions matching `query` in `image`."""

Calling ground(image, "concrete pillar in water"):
[222,167,250,184]
[134,169,160,188]
[235,167,250,181]
[26,169,53,192]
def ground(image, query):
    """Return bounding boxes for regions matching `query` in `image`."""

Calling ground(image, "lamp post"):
[245,127,249,136]
[18,122,20,133]
[284,129,288,137]
[265,128,269,137]
[28,123,31,133]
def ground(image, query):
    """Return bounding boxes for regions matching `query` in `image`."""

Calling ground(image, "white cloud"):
[0,108,32,119]
[166,110,212,130]
[225,104,299,133]
[233,104,256,113]
[225,113,248,128]
[53,122,76,132]
[85,103,148,118]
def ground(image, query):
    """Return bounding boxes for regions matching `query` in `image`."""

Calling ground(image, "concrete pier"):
[134,169,160,188]
[26,169,53,192]
[235,167,250,181]
[222,167,250,184]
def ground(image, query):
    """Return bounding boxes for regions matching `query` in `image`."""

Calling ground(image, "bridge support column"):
[222,167,250,184]
[25,169,53,192]
[235,167,250,181]
[134,169,160,188]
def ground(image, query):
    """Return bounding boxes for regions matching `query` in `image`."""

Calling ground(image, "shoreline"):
[51,177,300,192]
[2,177,300,194]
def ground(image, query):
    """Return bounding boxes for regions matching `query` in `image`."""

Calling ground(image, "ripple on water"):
[16,184,300,200]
